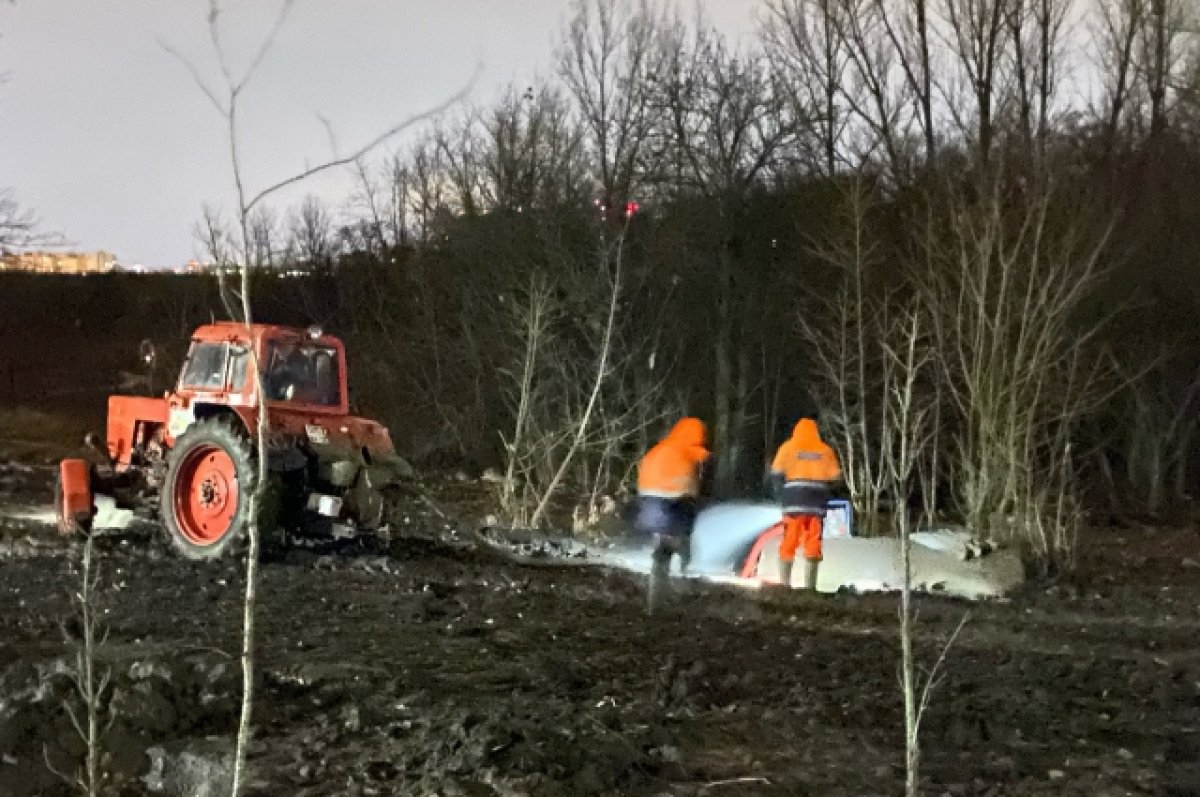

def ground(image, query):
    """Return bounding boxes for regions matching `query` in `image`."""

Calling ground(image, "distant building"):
[185,259,216,274]
[0,250,118,274]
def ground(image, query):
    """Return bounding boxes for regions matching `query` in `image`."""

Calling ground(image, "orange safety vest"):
[771,419,841,484]
[637,417,710,499]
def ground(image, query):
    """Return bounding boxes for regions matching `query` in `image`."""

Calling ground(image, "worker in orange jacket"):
[769,418,842,591]
[635,417,712,613]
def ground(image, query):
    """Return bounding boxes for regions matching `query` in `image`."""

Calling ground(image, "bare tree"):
[1006,0,1071,163]
[383,154,413,249]
[1121,360,1200,514]
[499,274,559,523]
[835,0,916,175]
[493,205,671,530]
[406,135,451,243]
[878,299,934,797]
[1093,0,1196,146]
[651,22,795,491]
[435,111,486,217]
[805,221,967,795]
[0,189,38,251]
[246,205,280,269]
[918,182,1113,567]
[45,525,111,797]
[796,183,892,534]
[940,0,1015,167]
[345,157,391,255]
[477,83,588,213]
[1141,0,1194,137]
[343,151,420,255]
[1094,0,1147,153]
[762,0,857,176]
[527,222,627,528]
[558,0,667,209]
[875,0,939,163]
[286,194,336,270]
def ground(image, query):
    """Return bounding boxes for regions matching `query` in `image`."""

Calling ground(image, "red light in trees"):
[625,201,639,217]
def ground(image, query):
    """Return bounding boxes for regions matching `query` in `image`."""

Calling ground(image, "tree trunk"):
[1146,440,1164,515]
[713,243,737,495]
[1149,0,1168,138]
[900,513,919,797]
[916,0,935,163]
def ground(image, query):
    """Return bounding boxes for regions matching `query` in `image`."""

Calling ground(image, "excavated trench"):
[482,501,1027,601]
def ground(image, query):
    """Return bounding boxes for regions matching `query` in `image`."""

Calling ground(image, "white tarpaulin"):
[608,501,1026,600]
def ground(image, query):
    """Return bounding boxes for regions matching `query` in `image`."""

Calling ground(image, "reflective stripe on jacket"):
[781,480,832,516]
[771,419,841,515]
[771,419,841,483]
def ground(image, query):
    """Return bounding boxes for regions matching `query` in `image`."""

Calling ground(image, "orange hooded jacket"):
[637,417,710,499]
[771,419,841,484]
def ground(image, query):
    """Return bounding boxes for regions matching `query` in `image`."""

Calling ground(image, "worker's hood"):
[667,417,708,449]
[791,418,823,446]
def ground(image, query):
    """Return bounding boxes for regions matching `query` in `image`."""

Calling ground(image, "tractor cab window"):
[228,345,249,393]
[180,342,229,391]
[263,340,340,406]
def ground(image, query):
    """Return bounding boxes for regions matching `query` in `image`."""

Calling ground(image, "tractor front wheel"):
[161,419,269,560]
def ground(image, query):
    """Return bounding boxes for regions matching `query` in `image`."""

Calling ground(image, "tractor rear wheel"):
[161,419,271,560]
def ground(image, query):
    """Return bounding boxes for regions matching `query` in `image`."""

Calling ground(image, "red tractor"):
[55,322,412,558]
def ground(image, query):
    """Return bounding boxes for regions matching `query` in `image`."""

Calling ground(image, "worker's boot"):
[648,548,670,615]
[803,558,820,592]
[647,567,663,615]
[678,535,692,577]
[677,536,693,594]
[778,559,793,588]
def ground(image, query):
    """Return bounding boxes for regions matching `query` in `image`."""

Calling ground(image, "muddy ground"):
[1,457,1199,797]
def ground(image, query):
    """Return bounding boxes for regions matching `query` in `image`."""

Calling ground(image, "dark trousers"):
[638,496,697,613]
[635,496,697,537]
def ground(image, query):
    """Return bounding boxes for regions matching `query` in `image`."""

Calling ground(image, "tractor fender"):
[56,459,95,535]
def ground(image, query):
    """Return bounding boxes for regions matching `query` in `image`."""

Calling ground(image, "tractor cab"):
[261,338,340,406]
[174,322,348,418]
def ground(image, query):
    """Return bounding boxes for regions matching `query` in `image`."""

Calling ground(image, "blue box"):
[823,499,853,538]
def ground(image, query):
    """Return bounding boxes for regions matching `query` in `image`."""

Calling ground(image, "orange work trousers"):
[780,514,823,562]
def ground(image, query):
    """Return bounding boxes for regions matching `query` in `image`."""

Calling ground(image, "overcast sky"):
[0,1,755,268]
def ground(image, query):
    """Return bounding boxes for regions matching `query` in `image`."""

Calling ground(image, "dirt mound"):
[0,650,239,796]
[474,525,594,563]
